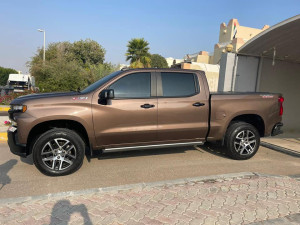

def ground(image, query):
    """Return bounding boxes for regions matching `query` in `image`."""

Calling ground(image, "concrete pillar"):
[218,53,237,91]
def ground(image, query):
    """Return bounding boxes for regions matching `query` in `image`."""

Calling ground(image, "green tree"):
[36,59,88,92]
[71,39,106,66]
[0,66,18,86]
[125,38,151,68]
[30,39,105,67]
[87,63,120,85]
[29,39,117,92]
[150,54,168,68]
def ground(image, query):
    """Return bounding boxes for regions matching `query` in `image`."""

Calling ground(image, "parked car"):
[7,68,284,176]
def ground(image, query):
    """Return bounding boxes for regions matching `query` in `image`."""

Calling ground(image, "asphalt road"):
[0,112,8,117]
[0,142,299,199]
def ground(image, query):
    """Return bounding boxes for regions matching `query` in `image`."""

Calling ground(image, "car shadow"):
[88,143,229,160]
[197,143,229,159]
[20,154,34,165]
[0,159,17,190]
[49,200,93,225]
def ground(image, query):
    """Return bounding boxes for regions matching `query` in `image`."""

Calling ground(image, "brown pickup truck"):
[8,68,284,176]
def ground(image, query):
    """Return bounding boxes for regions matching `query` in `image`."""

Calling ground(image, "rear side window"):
[161,72,197,97]
[109,72,151,98]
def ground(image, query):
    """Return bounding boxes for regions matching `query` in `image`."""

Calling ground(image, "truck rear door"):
[156,71,209,142]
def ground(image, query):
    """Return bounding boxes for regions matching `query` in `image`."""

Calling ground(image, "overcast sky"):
[0,0,299,73]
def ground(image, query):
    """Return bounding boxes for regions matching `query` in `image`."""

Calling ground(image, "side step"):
[103,141,204,153]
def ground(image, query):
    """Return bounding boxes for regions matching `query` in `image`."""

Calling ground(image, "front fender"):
[15,103,94,145]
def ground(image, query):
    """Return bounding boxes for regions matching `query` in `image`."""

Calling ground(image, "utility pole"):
[37,29,46,64]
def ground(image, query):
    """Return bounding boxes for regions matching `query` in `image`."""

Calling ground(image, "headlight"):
[11,105,27,113]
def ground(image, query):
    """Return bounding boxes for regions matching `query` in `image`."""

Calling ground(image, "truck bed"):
[207,92,282,141]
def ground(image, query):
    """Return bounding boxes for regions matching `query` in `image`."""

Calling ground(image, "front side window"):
[109,72,151,98]
[81,71,122,94]
[161,72,197,97]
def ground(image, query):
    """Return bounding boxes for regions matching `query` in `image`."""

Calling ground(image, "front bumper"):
[7,126,27,157]
[271,122,283,136]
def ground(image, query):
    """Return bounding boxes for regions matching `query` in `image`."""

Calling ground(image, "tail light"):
[278,97,284,116]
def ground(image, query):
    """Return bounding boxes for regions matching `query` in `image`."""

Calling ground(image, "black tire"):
[32,128,85,176]
[224,122,260,160]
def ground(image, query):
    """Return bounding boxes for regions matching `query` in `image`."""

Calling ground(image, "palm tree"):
[125,38,151,68]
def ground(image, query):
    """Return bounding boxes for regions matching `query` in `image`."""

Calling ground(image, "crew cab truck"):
[8,68,284,176]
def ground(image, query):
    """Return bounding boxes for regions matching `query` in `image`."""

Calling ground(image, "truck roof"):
[120,68,204,73]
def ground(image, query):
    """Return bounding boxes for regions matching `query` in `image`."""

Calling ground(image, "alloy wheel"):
[41,138,77,171]
[234,130,257,156]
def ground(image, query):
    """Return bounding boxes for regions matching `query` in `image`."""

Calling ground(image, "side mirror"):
[99,89,114,100]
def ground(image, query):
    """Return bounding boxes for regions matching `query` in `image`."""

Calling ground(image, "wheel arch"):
[26,119,91,155]
[227,114,265,137]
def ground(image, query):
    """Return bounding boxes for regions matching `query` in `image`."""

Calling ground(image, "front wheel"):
[32,128,85,176]
[224,122,260,160]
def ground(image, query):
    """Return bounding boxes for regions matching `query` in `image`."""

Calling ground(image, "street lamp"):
[37,29,46,64]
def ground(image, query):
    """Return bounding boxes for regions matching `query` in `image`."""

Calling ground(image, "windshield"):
[81,70,122,94]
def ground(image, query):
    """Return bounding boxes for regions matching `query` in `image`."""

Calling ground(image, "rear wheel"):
[32,128,85,176]
[225,122,260,160]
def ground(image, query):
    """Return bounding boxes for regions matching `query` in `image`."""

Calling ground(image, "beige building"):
[171,61,220,91]
[169,18,269,92]
[171,18,270,65]
[183,51,212,64]
[171,52,219,91]
[181,62,220,91]
[212,19,269,64]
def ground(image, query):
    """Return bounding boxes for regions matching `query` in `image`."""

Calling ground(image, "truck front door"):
[92,72,157,147]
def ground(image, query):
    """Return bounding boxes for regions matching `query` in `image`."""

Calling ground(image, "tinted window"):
[161,72,197,97]
[109,72,151,98]
[81,71,122,94]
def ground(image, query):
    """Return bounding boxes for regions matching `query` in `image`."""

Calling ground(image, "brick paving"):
[0,173,299,224]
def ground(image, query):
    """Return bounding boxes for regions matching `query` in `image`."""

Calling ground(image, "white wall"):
[218,52,300,133]
[259,58,300,133]
[234,56,259,92]
[218,53,236,91]
[218,54,259,92]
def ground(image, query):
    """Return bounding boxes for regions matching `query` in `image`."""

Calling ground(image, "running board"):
[103,141,204,153]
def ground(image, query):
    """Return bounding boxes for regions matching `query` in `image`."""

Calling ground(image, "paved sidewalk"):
[0,172,299,224]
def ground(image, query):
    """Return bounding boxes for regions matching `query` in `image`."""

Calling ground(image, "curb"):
[261,141,300,157]
[0,132,7,142]
[249,213,300,225]
[0,106,9,112]
[0,172,258,205]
